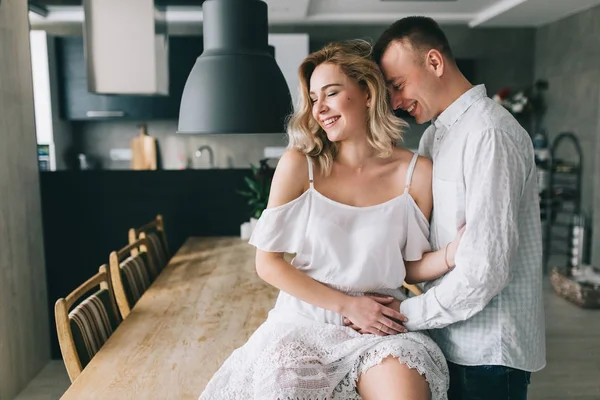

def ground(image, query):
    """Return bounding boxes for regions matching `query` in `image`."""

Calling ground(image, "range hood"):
[177,0,293,134]
[82,0,169,95]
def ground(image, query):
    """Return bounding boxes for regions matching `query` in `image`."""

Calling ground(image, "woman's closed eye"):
[310,91,337,105]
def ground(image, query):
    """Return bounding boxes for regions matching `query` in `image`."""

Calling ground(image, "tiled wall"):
[76,25,535,170]
[0,0,51,398]
[534,4,600,264]
[77,121,289,169]
[75,119,426,170]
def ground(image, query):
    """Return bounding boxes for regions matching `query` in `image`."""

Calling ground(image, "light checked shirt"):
[400,84,546,372]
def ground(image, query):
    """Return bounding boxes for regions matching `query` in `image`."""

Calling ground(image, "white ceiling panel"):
[471,0,600,27]
[29,0,600,28]
[308,0,499,15]
[264,0,310,19]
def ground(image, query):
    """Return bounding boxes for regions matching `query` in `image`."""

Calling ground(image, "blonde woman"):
[199,40,462,400]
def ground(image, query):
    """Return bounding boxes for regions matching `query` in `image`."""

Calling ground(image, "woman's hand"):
[445,225,466,268]
[341,295,408,336]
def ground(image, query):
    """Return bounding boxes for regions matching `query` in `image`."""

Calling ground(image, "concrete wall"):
[0,0,51,398]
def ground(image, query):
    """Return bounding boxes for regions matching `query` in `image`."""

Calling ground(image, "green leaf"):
[236,190,253,197]
[244,176,261,194]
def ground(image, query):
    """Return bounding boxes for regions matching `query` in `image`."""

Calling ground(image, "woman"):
[199,40,461,400]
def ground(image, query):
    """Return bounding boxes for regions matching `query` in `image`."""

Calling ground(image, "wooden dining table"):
[60,236,278,400]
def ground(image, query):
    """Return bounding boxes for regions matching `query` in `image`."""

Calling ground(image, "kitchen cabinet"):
[55,36,204,120]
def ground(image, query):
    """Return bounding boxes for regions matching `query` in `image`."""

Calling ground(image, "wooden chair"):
[402,282,424,296]
[128,214,170,273]
[110,237,158,319]
[55,264,121,382]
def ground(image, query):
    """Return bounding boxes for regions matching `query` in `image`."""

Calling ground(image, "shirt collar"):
[432,84,487,130]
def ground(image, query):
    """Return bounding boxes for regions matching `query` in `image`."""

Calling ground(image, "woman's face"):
[309,63,370,143]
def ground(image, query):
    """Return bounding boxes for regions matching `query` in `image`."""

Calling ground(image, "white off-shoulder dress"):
[199,153,449,400]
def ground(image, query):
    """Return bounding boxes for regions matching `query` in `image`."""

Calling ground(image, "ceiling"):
[28,0,600,28]
[31,0,205,5]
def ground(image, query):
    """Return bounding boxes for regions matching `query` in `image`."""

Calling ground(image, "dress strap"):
[404,153,419,194]
[306,155,314,189]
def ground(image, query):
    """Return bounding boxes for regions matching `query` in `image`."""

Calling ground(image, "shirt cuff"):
[400,288,438,331]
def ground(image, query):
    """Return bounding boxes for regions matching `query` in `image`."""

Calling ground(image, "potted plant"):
[238,158,274,238]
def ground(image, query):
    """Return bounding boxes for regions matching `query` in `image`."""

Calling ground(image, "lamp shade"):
[177,0,293,134]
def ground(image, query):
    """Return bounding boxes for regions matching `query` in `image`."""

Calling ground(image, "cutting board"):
[130,124,157,170]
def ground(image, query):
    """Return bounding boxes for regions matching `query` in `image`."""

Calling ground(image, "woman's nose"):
[317,98,328,113]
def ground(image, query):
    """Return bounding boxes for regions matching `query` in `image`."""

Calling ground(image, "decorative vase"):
[240,221,251,240]
[250,217,259,233]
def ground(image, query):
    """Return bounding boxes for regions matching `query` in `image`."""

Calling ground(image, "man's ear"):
[426,49,444,78]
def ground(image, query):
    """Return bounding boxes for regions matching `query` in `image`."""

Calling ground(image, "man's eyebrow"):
[386,76,401,85]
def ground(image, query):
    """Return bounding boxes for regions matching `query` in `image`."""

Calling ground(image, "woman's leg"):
[357,356,431,400]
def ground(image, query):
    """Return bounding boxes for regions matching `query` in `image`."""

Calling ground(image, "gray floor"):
[12,361,69,400]
[12,279,600,400]
[528,280,600,400]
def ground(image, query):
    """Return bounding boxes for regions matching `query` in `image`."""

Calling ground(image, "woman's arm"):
[256,150,407,335]
[404,229,463,284]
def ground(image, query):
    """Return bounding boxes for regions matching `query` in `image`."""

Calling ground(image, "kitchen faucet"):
[194,145,215,168]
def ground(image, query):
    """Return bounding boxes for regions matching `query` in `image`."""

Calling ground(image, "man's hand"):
[343,294,406,335]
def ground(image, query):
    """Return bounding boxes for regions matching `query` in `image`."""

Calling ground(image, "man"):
[372,16,546,399]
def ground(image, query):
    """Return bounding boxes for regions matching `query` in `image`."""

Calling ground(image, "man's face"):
[379,41,441,124]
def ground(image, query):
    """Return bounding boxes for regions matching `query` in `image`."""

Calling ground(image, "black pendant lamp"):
[177,0,293,134]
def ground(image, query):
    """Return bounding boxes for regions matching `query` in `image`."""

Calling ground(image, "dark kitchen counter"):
[40,169,255,358]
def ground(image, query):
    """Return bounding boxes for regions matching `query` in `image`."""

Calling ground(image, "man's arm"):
[400,128,530,330]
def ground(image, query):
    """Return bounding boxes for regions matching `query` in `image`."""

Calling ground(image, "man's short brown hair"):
[373,16,455,65]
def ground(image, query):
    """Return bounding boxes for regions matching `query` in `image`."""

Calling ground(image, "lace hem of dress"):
[199,321,449,400]
[350,345,447,400]
[269,345,447,400]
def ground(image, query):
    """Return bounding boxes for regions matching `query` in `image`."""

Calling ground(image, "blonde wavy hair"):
[286,39,408,176]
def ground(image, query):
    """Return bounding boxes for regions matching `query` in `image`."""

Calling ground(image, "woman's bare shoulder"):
[412,154,433,184]
[410,154,432,219]
[267,149,310,208]
[390,146,416,162]
[391,147,432,217]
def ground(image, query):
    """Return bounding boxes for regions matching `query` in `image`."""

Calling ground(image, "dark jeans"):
[447,362,532,400]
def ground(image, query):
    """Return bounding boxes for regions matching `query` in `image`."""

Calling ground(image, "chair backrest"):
[110,237,158,319]
[128,214,170,271]
[55,264,121,382]
[402,282,424,296]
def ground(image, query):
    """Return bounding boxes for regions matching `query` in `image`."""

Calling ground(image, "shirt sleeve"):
[418,126,435,158]
[400,128,530,330]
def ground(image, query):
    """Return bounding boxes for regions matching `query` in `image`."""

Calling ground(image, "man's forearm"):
[400,255,511,331]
